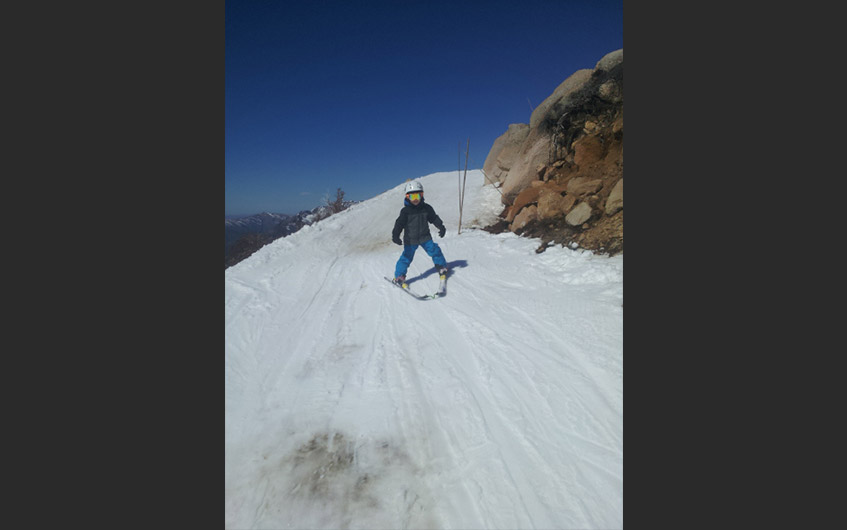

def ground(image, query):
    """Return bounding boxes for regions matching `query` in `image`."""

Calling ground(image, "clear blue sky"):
[225,0,623,216]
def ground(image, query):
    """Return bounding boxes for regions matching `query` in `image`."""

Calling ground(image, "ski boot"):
[393,275,407,289]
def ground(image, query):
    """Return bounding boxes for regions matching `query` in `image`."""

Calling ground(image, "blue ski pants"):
[394,239,446,278]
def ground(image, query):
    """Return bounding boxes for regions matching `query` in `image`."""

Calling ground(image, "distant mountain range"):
[226,212,298,254]
[225,202,358,268]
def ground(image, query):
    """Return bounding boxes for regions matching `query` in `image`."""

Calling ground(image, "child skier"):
[392,181,448,287]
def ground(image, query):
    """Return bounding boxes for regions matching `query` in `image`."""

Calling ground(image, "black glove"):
[392,235,402,245]
[438,225,446,238]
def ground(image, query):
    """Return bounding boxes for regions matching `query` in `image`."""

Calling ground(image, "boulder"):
[500,128,552,204]
[605,178,623,215]
[572,135,606,167]
[537,190,570,219]
[529,69,593,130]
[595,49,623,73]
[566,176,604,196]
[506,180,570,221]
[506,186,543,222]
[483,123,530,185]
[565,202,593,226]
[501,130,550,204]
[511,205,538,231]
[541,166,557,181]
[598,79,622,103]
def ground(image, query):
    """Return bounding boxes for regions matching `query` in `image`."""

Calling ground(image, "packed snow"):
[225,170,623,529]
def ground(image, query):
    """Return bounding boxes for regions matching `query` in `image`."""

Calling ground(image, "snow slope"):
[225,170,623,529]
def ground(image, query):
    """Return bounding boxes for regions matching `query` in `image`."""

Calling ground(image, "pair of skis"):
[384,273,447,300]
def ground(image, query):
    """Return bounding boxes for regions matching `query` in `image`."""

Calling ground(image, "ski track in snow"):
[225,171,623,529]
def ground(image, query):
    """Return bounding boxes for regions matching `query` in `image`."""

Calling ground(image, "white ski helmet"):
[404,181,423,194]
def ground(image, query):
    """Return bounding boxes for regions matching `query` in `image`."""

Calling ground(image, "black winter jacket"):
[392,200,445,246]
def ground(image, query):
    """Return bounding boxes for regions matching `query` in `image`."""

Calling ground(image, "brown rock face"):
[482,48,624,256]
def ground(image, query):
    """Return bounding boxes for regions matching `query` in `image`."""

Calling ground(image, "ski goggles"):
[407,192,421,201]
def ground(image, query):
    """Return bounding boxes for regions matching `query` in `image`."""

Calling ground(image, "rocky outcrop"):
[482,123,530,185]
[497,128,553,201]
[482,48,623,256]
[529,69,594,131]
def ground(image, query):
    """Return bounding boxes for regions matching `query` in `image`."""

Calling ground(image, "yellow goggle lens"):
[408,192,421,201]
